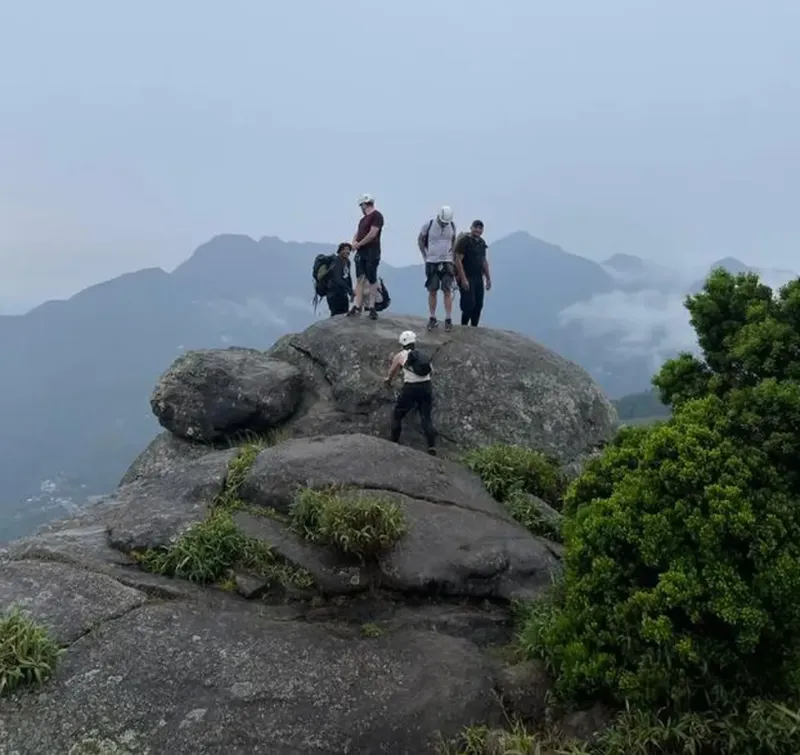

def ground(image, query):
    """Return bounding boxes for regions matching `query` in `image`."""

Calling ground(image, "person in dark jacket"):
[454,220,492,326]
[326,242,354,316]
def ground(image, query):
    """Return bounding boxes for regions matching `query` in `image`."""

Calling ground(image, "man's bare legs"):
[353,276,366,309]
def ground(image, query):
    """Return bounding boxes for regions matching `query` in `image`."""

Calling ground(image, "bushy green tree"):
[524,269,800,725]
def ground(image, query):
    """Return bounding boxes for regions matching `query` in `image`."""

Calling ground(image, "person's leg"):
[415,383,437,452]
[390,386,414,442]
[328,293,348,316]
[470,279,485,326]
[424,263,438,327]
[459,282,474,326]
[349,255,366,314]
[364,253,380,318]
[442,264,454,330]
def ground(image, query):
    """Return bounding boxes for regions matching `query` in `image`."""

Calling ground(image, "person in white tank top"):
[384,330,437,454]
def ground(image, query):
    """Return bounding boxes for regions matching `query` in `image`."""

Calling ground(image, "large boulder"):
[0,584,500,754]
[268,314,617,463]
[151,347,304,442]
[236,433,561,601]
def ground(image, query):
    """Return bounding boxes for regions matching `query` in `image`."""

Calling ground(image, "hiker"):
[311,243,354,316]
[349,193,385,321]
[325,242,354,316]
[454,219,492,327]
[417,206,457,331]
[384,330,437,455]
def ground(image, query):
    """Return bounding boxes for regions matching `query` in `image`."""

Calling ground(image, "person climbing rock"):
[454,219,491,327]
[384,330,437,455]
[418,206,457,331]
[326,242,354,316]
[348,193,385,321]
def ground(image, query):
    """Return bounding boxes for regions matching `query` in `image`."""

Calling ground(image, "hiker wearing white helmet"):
[417,205,457,332]
[384,329,437,455]
[348,193,385,321]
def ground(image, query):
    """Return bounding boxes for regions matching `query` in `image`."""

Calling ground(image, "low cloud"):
[560,267,799,375]
[559,289,698,372]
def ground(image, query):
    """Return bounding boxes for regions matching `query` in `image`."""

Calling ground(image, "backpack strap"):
[423,218,434,249]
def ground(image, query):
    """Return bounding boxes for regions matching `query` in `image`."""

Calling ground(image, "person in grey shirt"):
[417,206,457,331]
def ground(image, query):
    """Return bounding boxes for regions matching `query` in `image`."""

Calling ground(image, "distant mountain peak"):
[707,257,752,274]
[603,253,647,271]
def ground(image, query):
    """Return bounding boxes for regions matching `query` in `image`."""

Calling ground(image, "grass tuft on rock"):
[136,440,313,590]
[437,721,589,755]
[136,510,313,589]
[290,487,408,558]
[0,607,62,696]
[463,444,566,541]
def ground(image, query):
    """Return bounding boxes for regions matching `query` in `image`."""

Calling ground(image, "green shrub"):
[463,443,566,507]
[524,399,800,710]
[503,488,562,541]
[561,425,651,517]
[290,487,407,557]
[0,607,62,696]
[137,511,312,589]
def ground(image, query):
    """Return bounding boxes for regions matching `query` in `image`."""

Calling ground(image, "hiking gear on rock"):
[398,330,417,347]
[347,305,361,317]
[438,206,453,224]
[426,317,438,331]
[373,278,391,312]
[312,253,336,311]
[444,318,453,332]
[357,193,374,205]
[368,308,378,320]
[405,348,432,378]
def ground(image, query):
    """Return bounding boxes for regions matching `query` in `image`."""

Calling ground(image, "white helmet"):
[357,193,374,206]
[398,330,417,347]
[438,205,453,223]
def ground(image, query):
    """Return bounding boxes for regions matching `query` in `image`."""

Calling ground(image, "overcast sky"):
[1,0,798,309]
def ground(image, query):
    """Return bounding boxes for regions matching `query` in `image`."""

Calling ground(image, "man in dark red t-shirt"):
[349,192,385,320]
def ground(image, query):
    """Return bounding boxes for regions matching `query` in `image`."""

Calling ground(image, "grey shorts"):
[425,261,455,292]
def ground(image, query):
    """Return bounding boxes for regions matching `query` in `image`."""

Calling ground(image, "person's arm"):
[453,235,469,287]
[482,246,491,289]
[417,222,429,259]
[385,351,405,383]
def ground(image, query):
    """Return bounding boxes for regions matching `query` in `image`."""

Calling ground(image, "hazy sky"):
[1,0,798,309]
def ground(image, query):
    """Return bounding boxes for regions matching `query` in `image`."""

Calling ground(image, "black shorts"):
[425,261,455,292]
[355,249,380,284]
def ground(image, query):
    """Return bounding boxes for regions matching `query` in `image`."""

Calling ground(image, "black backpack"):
[405,347,432,377]
[312,253,336,309]
[422,218,456,250]
[374,278,391,312]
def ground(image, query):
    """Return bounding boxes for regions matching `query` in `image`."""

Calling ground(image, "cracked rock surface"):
[239,433,560,600]
[0,315,616,754]
[269,314,617,463]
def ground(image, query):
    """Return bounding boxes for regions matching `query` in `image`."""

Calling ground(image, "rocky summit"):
[0,315,618,754]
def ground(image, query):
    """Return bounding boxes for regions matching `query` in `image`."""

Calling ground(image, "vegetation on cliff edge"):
[447,270,800,754]
[464,443,565,540]
[0,607,62,696]
[290,487,408,558]
[136,435,313,590]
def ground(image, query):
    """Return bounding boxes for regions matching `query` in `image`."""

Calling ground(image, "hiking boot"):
[346,306,361,317]
[444,318,453,332]
[368,308,378,320]
[427,447,437,456]
[426,317,438,331]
